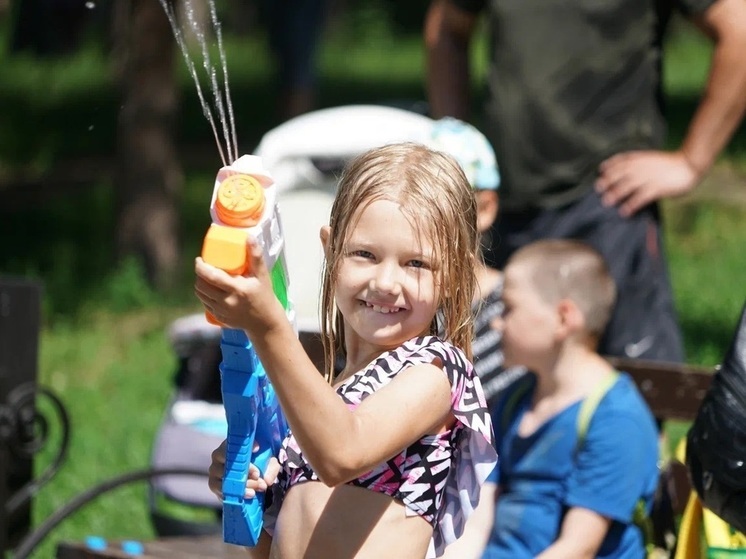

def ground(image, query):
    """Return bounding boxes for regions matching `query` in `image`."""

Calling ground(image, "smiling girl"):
[195,142,497,559]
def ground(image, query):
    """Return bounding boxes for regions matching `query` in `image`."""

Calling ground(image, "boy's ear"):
[319,226,332,259]
[556,298,585,339]
[475,191,499,234]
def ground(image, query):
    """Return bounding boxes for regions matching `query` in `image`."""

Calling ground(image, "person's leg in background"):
[264,0,326,120]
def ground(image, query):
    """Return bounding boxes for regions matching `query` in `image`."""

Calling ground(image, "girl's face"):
[334,198,439,359]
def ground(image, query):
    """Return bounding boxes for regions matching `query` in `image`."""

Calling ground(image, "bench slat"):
[607,356,713,422]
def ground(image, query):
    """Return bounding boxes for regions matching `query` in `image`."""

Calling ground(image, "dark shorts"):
[486,188,685,363]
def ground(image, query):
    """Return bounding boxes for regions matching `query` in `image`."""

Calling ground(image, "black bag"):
[686,301,746,534]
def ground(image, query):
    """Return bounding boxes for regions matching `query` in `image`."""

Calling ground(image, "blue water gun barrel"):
[200,156,294,547]
[220,328,288,545]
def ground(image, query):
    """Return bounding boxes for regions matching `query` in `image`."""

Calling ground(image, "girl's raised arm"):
[195,244,454,486]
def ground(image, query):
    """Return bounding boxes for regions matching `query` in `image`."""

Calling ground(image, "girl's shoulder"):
[395,335,474,378]
[345,337,479,409]
[398,337,490,425]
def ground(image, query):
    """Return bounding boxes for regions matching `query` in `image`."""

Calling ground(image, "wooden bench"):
[56,536,246,559]
[299,335,718,424]
[607,356,714,422]
[608,356,714,520]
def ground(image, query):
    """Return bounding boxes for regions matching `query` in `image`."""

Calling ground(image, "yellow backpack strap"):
[575,371,661,554]
[673,439,746,556]
[576,370,621,445]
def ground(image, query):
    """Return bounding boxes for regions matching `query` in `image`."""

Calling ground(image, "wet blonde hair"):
[508,239,617,340]
[320,143,478,382]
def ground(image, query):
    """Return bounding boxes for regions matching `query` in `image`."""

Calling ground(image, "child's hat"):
[428,117,500,191]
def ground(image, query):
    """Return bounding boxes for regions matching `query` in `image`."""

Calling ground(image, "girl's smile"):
[361,301,405,314]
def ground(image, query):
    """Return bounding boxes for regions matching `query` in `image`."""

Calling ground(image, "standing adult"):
[264,0,327,120]
[425,0,746,362]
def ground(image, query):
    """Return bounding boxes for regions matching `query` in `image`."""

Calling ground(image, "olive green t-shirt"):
[451,0,716,211]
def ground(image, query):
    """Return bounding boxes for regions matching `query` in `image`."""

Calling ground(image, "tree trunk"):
[114,0,182,291]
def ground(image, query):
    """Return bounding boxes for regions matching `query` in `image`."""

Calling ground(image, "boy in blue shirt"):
[442,239,659,559]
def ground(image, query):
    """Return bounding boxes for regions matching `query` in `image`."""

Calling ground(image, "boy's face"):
[499,262,560,370]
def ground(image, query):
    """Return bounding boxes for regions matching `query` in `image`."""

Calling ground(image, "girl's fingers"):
[208,466,223,500]
[208,440,227,501]
[211,440,227,464]
[245,478,267,499]
[195,257,240,292]
[263,457,281,486]
[244,459,274,498]
[246,239,269,281]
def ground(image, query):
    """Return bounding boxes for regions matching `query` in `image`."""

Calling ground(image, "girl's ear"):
[319,226,332,259]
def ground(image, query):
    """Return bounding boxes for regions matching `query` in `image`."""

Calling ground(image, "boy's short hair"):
[508,239,617,339]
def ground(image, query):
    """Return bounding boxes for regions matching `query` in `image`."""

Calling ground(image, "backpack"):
[674,301,746,558]
[674,464,746,559]
[686,301,746,536]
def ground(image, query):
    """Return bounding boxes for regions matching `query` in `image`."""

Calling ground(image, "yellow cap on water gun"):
[202,174,266,279]
[214,174,266,227]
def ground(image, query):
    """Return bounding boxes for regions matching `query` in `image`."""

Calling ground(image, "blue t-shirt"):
[483,372,659,559]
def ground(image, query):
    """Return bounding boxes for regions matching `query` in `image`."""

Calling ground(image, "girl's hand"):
[208,439,282,501]
[194,239,286,335]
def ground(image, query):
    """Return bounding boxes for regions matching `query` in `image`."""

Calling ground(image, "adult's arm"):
[424,0,480,120]
[595,0,746,216]
[195,249,455,487]
[438,481,498,559]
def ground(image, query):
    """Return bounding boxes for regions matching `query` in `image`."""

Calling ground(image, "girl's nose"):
[371,262,401,295]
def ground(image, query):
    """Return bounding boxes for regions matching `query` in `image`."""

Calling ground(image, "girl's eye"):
[351,250,374,259]
[409,260,426,269]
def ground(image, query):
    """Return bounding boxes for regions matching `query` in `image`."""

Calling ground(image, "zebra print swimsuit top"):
[264,336,497,558]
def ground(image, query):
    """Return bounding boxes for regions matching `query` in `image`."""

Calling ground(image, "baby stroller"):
[147,104,490,536]
[148,313,225,536]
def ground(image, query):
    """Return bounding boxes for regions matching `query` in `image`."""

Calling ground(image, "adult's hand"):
[595,149,701,217]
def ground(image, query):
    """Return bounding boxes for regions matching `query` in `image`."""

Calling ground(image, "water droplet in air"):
[85,1,95,8]
[88,125,94,131]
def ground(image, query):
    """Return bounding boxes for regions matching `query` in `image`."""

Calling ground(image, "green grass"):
[2,19,745,559]
[28,307,189,558]
[665,200,746,366]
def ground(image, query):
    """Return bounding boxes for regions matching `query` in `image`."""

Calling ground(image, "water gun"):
[200,155,293,546]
